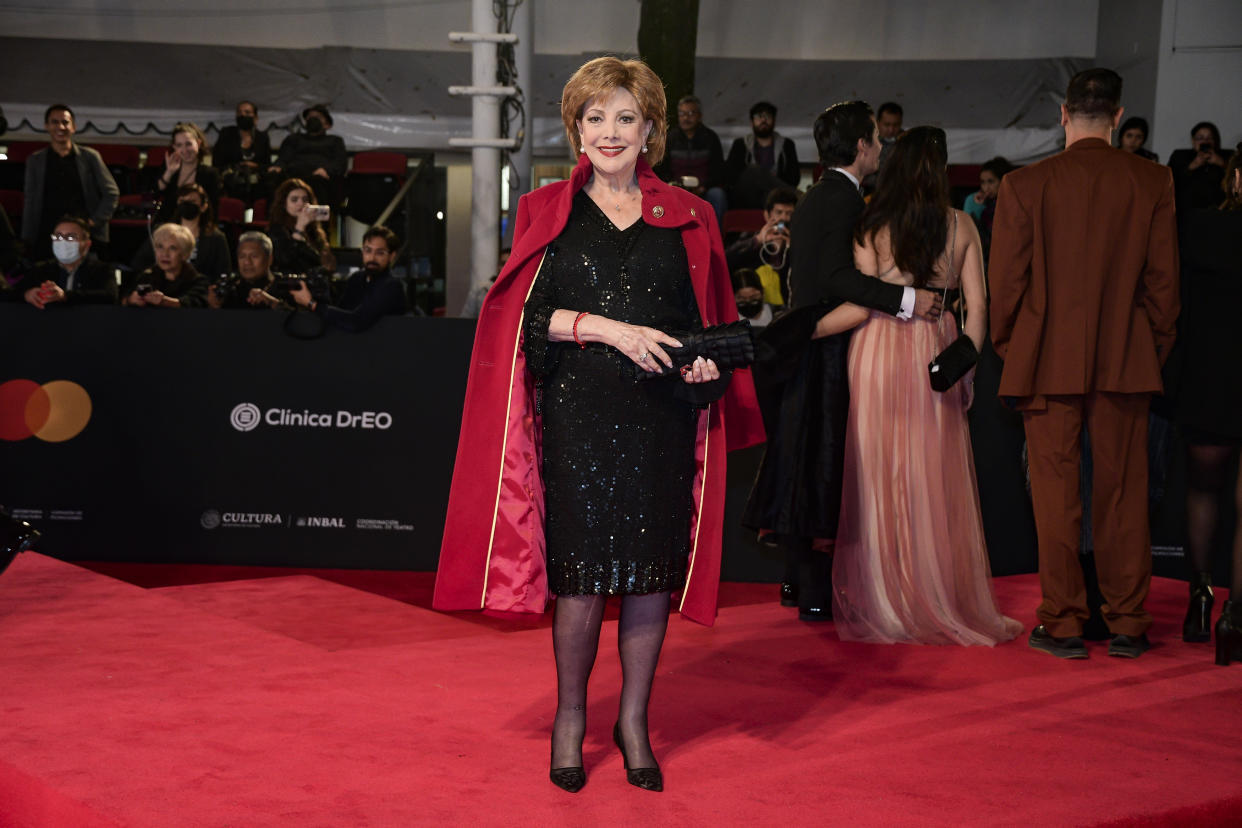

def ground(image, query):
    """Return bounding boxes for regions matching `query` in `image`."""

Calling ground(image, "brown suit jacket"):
[989,137,1179,397]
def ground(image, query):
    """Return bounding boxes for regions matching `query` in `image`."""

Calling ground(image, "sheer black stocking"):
[1185,445,1242,597]
[615,591,671,769]
[550,594,606,770]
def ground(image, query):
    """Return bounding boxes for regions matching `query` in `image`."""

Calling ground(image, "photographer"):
[12,215,117,308]
[207,231,286,310]
[121,223,208,308]
[289,225,406,332]
[725,185,796,306]
[1169,121,1234,212]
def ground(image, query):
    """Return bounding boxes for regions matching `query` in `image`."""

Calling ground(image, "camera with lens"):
[273,270,332,300]
[212,274,242,305]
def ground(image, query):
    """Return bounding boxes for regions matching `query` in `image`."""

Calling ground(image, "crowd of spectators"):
[2,96,1238,330]
[0,101,408,332]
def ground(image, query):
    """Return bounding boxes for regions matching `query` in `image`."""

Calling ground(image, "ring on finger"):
[639,352,649,362]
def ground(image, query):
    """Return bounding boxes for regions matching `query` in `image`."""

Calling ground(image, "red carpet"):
[1,553,1240,827]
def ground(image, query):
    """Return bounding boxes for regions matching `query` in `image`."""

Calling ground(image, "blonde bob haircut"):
[153,222,195,257]
[560,56,668,166]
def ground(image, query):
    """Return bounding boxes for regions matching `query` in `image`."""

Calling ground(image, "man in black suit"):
[744,100,940,621]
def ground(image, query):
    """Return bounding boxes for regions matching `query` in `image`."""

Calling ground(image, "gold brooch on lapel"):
[651,205,664,218]
[689,207,696,217]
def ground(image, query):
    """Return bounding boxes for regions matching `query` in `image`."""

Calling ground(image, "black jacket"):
[132,226,231,280]
[654,126,727,190]
[268,224,326,276]
[276,133,348,179]
[11,255,118,305]
[726,133,800,189]
[213,126,273,170]
[787,170,904,314]
[126,263,210,308]
[319,269,407,332]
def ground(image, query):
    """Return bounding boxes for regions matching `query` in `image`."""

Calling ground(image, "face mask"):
[306,118,325,135]
[737,299,764,318]
[52,239,81,264]
[175,202,202,221]
[236,115,255,131]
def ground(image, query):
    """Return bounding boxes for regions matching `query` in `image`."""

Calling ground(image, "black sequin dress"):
[523,190,700,596]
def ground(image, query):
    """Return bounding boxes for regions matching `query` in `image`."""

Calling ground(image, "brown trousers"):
[1021,392,1152,638]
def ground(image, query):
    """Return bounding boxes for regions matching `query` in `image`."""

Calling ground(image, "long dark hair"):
[855,126,950,289]
[270,177,327,250]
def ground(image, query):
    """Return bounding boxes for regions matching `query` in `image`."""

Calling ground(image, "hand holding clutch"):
[633,320,755,381]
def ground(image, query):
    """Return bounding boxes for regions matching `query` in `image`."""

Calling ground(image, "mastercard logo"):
[0,379,92,442]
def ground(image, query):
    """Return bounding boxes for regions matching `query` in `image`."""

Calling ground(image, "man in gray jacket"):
[22,104,119,260]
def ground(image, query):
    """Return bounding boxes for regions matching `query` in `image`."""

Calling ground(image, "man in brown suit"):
[989,68,1179,659]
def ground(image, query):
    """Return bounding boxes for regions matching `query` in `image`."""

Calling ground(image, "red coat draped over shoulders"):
[433,154,765,625]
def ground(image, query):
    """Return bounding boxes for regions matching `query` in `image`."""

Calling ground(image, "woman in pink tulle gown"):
[813,126,1021,646]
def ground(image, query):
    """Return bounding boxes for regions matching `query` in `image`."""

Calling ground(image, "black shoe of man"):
[1028,625,1089,659]
[1107,633,1151,658]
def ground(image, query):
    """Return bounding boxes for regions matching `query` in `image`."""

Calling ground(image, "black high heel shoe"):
[612,723,663,792]
[1215,600,1242,667]
[549,762,586,793]
[1183,572,1214,643]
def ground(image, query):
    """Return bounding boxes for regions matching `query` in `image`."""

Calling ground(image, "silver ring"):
[639,352,649,362]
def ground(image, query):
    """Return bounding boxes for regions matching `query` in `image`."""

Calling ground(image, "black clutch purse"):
[634,320,756,380]
[928,335,978,392]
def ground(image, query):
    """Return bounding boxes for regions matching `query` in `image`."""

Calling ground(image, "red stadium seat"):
[349,151,407,177]
[143,146,168,169]
[0,189,23,217]
[721,209,765,235]
[92,144,142,169]
[215,196,246,225]
[2,141,46,163]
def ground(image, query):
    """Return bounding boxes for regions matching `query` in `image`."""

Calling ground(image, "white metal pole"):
[506,0,534,246]
[470,0,500,294]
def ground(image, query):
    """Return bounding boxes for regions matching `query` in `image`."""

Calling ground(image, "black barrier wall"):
[2,305,1197,581]
[1,306,473,570]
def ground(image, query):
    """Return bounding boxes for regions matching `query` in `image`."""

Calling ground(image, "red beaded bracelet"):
[572,311,589,349]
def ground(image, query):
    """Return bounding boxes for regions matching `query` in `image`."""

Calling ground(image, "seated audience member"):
[725,185,796,306]
[726,101,800,208]
[207,231,286,310]
[155,123,221,222]
[132,184,230,279]
[13,215,117,308]
[964,157,1013,264]
[22,104,119,261]
[731,267,776,329]
[1117,116,1158,161]
[289,225,406,331]
[267,105,347,207]
[122,223,208,308]
[213,100,272,201]
[268,178,335,275]
[653,95,728,224]
[1169,121,1234,211]
[862,101,903,193]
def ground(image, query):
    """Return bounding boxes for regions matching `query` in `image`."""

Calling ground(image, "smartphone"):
[308,204,331,222]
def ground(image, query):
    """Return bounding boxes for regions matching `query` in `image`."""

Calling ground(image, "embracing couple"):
[746,100,1021,646]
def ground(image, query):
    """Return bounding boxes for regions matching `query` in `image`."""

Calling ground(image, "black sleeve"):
[198,167,222,214]
[707,132,727,190]
[212,128,241,168]
[66,261,119,305]
[269,225,322,274]
[725,235,760,273]
[176,273,210,308]
[255,131,273,168]
[275,135,299,169]
[196,231,231,279]
[521,248,558,377]
[779,138,800,186]
[322,277,407,332]
[725,139,746,187]
[788,183,904,315]
[326,137,348,178]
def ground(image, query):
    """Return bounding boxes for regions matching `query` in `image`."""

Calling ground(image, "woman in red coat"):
[433,57,763,793]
